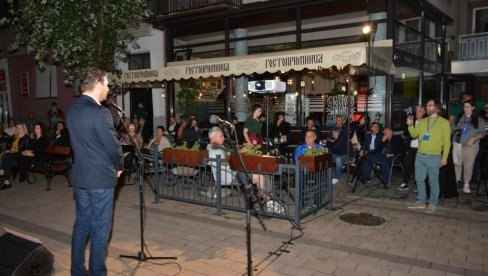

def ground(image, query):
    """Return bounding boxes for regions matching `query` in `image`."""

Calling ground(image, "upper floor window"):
[128,53,151,70]
[473,6,488,33]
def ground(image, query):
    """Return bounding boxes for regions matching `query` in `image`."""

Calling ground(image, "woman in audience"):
[452,100,486,194]
[269,112,291,154]
[51,121,70,146]
[17,123,50,182]
[243,104,263,145]
[5,119,16,137]
[120,123,143,150]
[0,124,30,189]
[176,118,187,141]
[147,126,171,153]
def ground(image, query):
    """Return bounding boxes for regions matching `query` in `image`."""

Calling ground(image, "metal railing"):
[147,0,241,17]
[146,152,332,226]
[458,32,488,61]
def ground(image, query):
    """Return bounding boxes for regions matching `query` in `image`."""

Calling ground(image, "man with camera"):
[406,99,451,214]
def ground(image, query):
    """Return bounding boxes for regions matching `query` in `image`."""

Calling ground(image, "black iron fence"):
[144,152,332,227]
[147,0,242,17]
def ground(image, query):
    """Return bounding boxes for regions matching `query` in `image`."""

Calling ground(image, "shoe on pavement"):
[398,183,409,191]
[407,201,426,209]
[332,178,339,185]
[463,184,471,194]
[425,205,436,214]
[266,200,285,214]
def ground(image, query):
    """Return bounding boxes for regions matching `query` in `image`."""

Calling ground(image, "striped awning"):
[118,39,393,84]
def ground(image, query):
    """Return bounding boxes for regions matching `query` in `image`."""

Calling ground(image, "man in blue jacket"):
[326,127,353,184]
[67,68,123,276]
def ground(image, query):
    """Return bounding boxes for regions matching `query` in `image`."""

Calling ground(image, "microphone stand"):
[222,122,267,276]
[113,104,177,275]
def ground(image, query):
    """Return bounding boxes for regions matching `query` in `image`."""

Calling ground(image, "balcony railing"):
[395,41,440,63]
[458,32,488,61]
[147,0,242,17]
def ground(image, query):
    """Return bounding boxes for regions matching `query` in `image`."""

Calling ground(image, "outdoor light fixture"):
[300,81,305,88]
[287,78,293,86]
[362,24,372,34]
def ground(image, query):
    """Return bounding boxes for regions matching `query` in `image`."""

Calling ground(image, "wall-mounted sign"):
[20,71,29,97]
[325,94,355,126]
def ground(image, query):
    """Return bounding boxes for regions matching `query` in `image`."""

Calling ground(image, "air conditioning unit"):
[248,80,286,93]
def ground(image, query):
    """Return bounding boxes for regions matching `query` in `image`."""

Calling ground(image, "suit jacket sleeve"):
[95,108,124,170]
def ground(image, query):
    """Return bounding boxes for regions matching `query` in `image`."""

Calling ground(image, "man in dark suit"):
[364,127,405,184]
[66,68,123,276]
[359,122,383,182]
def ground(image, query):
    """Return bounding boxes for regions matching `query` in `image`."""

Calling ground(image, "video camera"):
[403,106,414,116]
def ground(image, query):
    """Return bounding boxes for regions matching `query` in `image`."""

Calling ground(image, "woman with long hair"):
[243,104,263,145]
[0,124,30,189]
[17,123,50,182]
[147,126,171,153]
[452,100,486,193]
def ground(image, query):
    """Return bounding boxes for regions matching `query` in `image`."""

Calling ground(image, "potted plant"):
[176,80,199,119]
[297,147,332,172]
[229,144,284,173]
[163,142,208,166]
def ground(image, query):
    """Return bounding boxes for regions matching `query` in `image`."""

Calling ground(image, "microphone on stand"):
[209,115,234,127]
[106,99,126,115]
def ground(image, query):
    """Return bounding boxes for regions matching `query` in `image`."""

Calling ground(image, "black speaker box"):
[0,233,54,276]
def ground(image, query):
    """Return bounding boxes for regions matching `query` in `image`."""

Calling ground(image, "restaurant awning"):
[118,39,393,85]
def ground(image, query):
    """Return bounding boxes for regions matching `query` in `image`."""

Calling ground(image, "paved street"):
[0,174,487,276]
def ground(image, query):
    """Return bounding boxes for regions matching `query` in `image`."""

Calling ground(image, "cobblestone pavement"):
[0,173,487,276]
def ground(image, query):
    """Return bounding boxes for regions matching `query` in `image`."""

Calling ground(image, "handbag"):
[452,142,463,166]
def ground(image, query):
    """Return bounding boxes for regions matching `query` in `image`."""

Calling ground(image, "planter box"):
[229,154,284,173]
[163,148,208,166]
[298,153,332,172]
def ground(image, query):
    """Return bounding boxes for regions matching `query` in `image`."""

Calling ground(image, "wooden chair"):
[26,145,72,191]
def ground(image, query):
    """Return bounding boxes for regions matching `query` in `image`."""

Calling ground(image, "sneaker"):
[398,183,409,191]
[463,184,471,194]
[266,200,285,214]
[407,201,426,209]
[332,178,339,185]
[425,205,436,214]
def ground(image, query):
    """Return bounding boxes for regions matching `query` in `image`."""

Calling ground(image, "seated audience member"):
[147,126,171,153]
[0,122,9,151]
[51,121,70,146]
[120,123,143,150]
[326,127,353,184]
[333,115,347,137]
[294,130,326,162]
[231,116,245,143]
[176,118,187,141]
[25,112,37,134]
[207,127,238,186]
[300,116,321,144]
[5,119,16,137]
[182,118,202,148]
[269,112,291,154]
[0,124,30,189]
[17,123,50,182]
[138,118,152,145]
[360,122,383,156]
[363,127,405,184]
[166,115,179,142]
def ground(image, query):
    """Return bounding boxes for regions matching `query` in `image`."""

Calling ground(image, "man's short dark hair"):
[370,122,379,128]
[81,67,107,92]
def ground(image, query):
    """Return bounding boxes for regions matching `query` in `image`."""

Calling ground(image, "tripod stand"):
[350,153,386,192]
[112,106,177,275]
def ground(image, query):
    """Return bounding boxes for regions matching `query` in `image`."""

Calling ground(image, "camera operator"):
[399,105,426,191]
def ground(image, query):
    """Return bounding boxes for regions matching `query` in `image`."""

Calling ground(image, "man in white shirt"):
[400,105,425,190]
